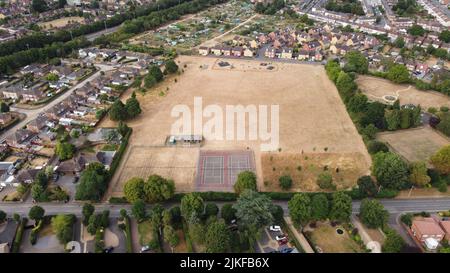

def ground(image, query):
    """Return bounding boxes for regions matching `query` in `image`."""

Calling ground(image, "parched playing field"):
[38,17,85,30]
[107,56,371,196]
[356,75,450,109]
[377,126,450,164]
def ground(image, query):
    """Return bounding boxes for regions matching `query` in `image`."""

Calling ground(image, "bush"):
[171,192,237,202]
[279,175,293,190]
[12,218,28,253]
[375,188,399,198]
[317,172,336,190]
[367,140,389,154]
[438,181,448,192]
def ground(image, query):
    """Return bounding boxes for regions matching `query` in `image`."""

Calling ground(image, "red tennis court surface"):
[195,150,255,191]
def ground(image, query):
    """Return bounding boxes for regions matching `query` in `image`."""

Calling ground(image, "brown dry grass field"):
[38,17,85,30]
[356,75,450,110]
[377,126,450,164]
[107,56,371,197]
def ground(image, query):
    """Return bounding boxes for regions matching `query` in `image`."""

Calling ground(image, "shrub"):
[317,172,335,190]
[400,213,413,227]
[279,175,293,190]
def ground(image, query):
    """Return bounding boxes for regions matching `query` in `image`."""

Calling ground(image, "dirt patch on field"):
[38,17,85,30]
[261,152,369,192]
[107,56,371,196]
[356,75,450,109]
[377,126,450,164]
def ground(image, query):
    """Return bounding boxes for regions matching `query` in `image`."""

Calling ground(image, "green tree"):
[387,64,410,84]
[357,175,377,197]
[117,121,130,137]
[55,141,75,160]
[58,0,67,8]
[336,71,357,102]
[46,73,59,82]
[329,192,352,222]
[233,190,274,231]
[163,225,179,252]
[325,60,342,83]
[317,171,335,190]
[0,102,10,112]
[31,183,46,201]
[100,210,110,228]
[181,193,204,220]
[399,108,412,129]
[279,175,292,190]
[382,229,405,253]
[372,152,410,189]
[288,193,311,225]
[87,214,99,235]
[233,171,257,195]
[221,203,236,224]
[311,194,329,221]
[144,74,157,88]
[347,93,368,113]
[385,109,400,130]
[204,203,219,218]
[0,210,6,223]
[205,219,231,253]
[367,140,389,154]
[393,37,405,48]
[344,51,368,74]
[143,174,175,203]
[409,161,431,187]
[31,0,47,12]
[29,206,45,222]
[52,214,75,244]
[82,203,95,226]
[359,199,388,228]
[125,92,142,119]
[408,25,425,36]
[439,30,450,43]
[109,100,128,121]
[75,163,109,201]
[123,177,145,203]
[430,145,450,175]
[132,199,146,222]
[164,60,179,74]
[148,65,163,82]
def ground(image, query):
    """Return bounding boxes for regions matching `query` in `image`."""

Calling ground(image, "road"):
[0,64,115,142]
[85,25,122,42]
[1,197,449,217]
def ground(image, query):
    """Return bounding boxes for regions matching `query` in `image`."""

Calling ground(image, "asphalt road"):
[1,197,449,217]
[0,64,115,142]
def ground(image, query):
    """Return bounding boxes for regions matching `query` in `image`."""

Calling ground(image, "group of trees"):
[0,102,10,113]
[407,25,425,37]
[30,168,53,202]
[254,0,285,15]
[144,65,164,88]
[123,174,175,203]
[325,0,365,16]
[393,0,419,17]
[384,103,421,131]
[109,92,142,121]
[55,140,75,160]
[75,162,109,201]
[288,192,352,226]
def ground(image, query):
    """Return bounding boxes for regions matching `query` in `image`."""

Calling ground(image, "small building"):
[210,46,222,56]
[198,46,210,56]
[411,218,445,243]
[243,48,254,57]
[280,47,293,59]
[232,47,244,57]
[0,113,12,125]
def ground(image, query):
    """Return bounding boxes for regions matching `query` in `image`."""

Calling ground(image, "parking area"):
[55,175,77,201]
[0,220,18,245]
[256,226,295,253]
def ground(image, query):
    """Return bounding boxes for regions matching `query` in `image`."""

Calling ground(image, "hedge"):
[30,220,43,245]
[109,196,129,204]
[171,192,237,202]
[12,218,28,253]
[182,220,194,253]
[108,128,132,180]
[124,216,133,253]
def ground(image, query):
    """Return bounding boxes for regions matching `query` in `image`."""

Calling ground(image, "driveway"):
[0,220,18,245]
[106,218,127,253]
[56,175,77,201]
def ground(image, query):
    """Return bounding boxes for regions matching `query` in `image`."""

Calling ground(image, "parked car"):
[104,246,114,253]
[141,245,151,253]
[269,225,281,232]
[278,239,288,246]
[73,176,79,183]
[275,235,287,241]
[0,186,4,192]
[280,247,294,253]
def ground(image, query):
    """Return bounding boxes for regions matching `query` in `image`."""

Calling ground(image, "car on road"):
[275,235,287,241]
[0,186,4,192]
[277,239,288,246]
[269,225,281,232]
[141,245,151,253]
[104,247,114,253]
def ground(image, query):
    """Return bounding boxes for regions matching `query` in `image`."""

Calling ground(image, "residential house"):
[297,50,310,61]
[280,47,293,59]
[0,113,12,125]
[243,48,254,57]
[22,88,45,102]
[411,218,445,243]
[222,47,232,56]
[5,129,32,148]
[265,47,277,59]
[232,47,244,57]
[211,46,222,56]
[15,168,40,184]
[440,220,450,241]
[27,116,47,133]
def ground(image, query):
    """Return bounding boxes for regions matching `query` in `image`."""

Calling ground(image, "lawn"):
[305,221,364,253]
[137,220,154,246]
